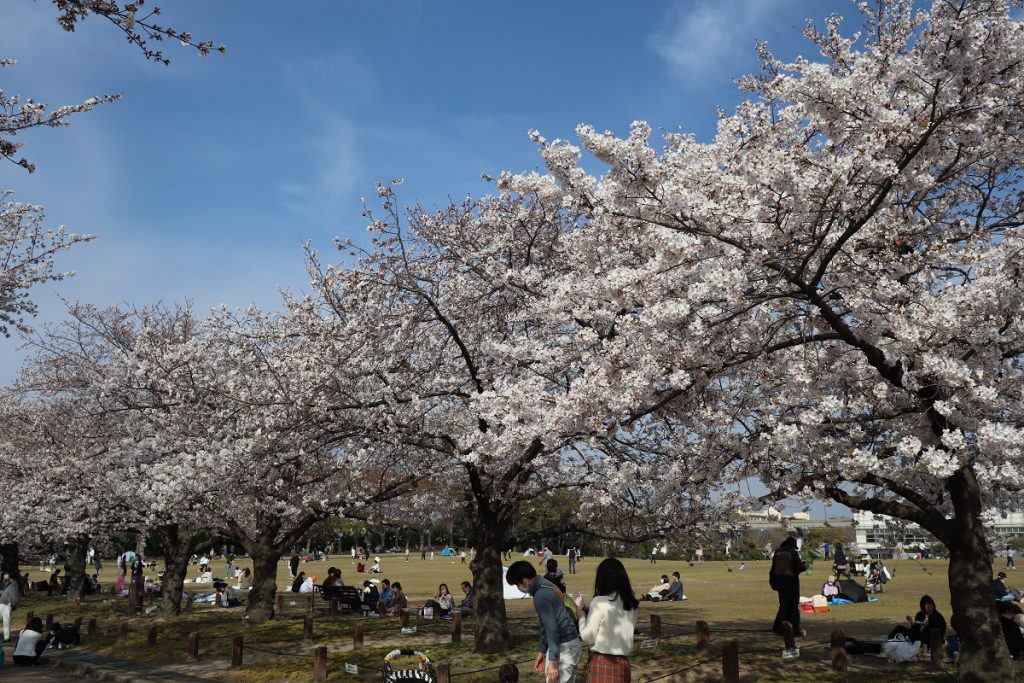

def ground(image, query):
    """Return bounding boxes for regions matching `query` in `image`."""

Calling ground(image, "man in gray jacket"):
[507,560,580,683]
[0,573,23,641]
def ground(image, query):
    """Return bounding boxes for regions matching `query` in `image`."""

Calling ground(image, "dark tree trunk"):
[945,468,1013,682]
[66,537,89,599]
[246,544,280,624]
[161,545,190,616]
[0,543,25,592]
[469,519,511,654]
[156,526,221,616]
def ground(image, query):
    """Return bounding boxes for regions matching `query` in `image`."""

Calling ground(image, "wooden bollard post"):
[231,635,243,668]
[148,625,158,646]
[305,594,314,613]
[696,620,710,653]
[313,645,327,682]
[109,602,118,618]
[187,631,199,660]
[276,593,284,614]
[722,639,740,683]
[73,616,83,631]
[184,592,193,612]
[930,628,944,668]
[353,623,364,650]
[304,615,314,644]
[780,621,796,650]
[400,611,410,629]
[45,614,53,633]
[830,629,848,671]
[650,614,662,638]
[117,621,129,643]
[330,598,338,614]
[452,612,462,643]
[87,618,97,636]
[436,663,451,683]
[74,596,81,613]
[24,610,33,628]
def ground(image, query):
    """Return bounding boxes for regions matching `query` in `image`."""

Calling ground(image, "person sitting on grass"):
[663,572,685,601]
[644,575,670,601]
[458,580,475,615]
[377,579,394,613]
[421,583,454,617]
[993,571,1022,601]
[13,616,47,666]
[822,575,840,601]
[322,567,342,588]
[290,571,306,593]
[362,580,380,612]
[48,621,80,649]
[385,582,408,616]
[998,601,1024,657]
[888,595,946,643]
[237,567,252,592]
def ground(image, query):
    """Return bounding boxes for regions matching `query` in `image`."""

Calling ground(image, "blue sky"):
[1,0,871,516]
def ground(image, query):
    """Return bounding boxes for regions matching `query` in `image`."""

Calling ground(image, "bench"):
[318,584,364,612]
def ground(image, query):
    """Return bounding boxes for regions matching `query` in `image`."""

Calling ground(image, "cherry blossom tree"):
[0,197,93,334]
[503,1,1024,678]
[9,303,224,609]
[301,185,729,651]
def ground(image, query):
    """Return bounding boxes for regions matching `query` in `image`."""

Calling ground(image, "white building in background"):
[853,510,1024,554]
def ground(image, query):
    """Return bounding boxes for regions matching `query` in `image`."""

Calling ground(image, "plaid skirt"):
[586,652,631,682]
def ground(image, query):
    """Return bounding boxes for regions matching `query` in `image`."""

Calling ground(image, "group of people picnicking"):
[15,540,1024,678]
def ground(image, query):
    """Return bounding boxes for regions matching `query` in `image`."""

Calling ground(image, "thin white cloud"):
[278,118,362,222]
[650,0,790,85]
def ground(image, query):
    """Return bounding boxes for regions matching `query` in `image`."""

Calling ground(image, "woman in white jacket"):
[578,558,638,682]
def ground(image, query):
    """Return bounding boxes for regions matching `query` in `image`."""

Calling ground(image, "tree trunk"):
[157,526,218,616]
[246,545,279,624]
[161,546,190,616]
[946,467,1014,682]
[66,537,89,599]
[0,542,25,592]
[469,522,511,653]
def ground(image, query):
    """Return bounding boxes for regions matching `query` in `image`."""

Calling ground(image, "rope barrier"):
[241,643,308,658]
[641,654,720,681]
[450,656,537,678]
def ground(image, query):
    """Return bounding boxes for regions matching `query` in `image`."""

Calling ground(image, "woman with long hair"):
[578,557,638,682]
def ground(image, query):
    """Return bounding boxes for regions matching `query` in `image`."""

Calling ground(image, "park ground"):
[4,553,1024,681]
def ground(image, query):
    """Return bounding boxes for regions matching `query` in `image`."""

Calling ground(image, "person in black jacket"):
[888,594,946,643]
[769,537,807,636]
[998,601,1024,656]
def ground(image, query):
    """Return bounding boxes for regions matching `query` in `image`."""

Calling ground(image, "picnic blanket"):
[830,597,879,605]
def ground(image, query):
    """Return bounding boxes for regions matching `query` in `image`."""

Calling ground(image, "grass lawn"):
[7,552,1022,681]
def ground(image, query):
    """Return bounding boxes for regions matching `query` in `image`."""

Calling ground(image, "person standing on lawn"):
[578,558,638,682]
[507,560,581,683]
[769,536,806,637]
[0,573,23,642]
